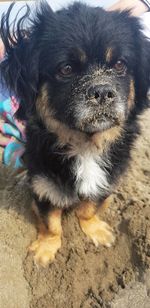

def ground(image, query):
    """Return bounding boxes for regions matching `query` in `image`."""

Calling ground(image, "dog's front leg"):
[76,197,115,247]
[29,200,62,267]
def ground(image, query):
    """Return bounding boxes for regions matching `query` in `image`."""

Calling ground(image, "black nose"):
[87,84,116,102]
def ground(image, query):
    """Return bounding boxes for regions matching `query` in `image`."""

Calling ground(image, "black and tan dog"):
[0,1,150,266]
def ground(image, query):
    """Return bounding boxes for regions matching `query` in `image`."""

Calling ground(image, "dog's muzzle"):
[71,70,126,134]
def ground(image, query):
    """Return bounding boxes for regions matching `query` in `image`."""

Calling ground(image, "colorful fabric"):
[0,36,26,169]
[0,96,26,168]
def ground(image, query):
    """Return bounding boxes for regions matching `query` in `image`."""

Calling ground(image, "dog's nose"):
[87,84,116,102]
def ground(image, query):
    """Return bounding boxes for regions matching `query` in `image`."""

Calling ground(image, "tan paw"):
[29,234,61,267]
[79,215,115,247]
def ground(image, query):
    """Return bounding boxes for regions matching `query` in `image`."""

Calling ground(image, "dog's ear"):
[113,11,150,112]
[0,1,55,120]
[135,34,150,108]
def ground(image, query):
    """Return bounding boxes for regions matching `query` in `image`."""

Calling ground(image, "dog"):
[0,1,150,266]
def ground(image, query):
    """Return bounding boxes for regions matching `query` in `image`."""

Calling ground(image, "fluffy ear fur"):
[113,10,150,112]
[0,1,55,120]
[136,35,150,107]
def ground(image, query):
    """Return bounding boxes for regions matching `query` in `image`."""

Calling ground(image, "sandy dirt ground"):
[0,109,150,308]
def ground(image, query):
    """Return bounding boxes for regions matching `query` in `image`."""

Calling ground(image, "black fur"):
[0,1,150,213]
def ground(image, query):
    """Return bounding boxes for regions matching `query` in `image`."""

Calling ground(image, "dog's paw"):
[29,234,61,267]
[79,215,115,247]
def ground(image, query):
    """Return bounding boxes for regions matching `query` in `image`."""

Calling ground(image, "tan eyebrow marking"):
[77,48,87,63]
[127,79,135,111]
[106,47,113,62]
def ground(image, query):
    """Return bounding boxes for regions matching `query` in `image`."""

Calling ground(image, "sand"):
[0,109,150,308]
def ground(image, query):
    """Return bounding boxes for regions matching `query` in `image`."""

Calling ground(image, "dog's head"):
[1,1,150,135]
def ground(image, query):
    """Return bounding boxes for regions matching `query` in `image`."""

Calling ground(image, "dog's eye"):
[60,65,72,76]
[114,60,127,74]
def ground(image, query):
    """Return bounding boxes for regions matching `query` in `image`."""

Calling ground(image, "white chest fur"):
[74,153,109,199]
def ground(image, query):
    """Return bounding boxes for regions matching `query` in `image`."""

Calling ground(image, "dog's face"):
[49,52,131,134]
[43,5,137,134]
[1,2,150,133]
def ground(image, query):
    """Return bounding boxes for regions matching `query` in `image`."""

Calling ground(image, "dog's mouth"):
[81,119,119,134]
[78,110,121,134]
